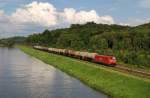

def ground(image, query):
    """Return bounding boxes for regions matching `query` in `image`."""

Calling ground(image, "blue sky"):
[0,0,150,37]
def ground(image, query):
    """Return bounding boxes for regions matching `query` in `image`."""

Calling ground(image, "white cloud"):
[10,1,115,27]
[133,18,150,25]
[0,9,27,38]
[119,23,130,26]
[11,1,57,27]
[61,8,114,24]
[122,18,150,26]
[0,1,115,38]
[139,0,150,8]
[0,10,4,15]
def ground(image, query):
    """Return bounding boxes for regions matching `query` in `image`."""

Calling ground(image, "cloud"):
[121,18,150,26]
[119,23,130,26]
[0,10,5,18]
[61,8,114,24]
[0,9,27,38]
[11,1,114,27]
[11,1,58,27]
[139,0,150,8]
[0,1,115,38]
[132,18,150,25]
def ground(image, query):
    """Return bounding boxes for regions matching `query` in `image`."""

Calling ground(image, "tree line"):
[26,22,150,68]
[0,37,26,47]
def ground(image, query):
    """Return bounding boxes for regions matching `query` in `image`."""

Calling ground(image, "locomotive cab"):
[109,56,117,65]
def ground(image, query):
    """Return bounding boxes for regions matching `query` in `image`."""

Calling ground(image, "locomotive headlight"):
[112,57,116,60]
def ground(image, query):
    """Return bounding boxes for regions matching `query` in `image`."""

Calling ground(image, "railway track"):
[33,46,150,77]
[115,65,150,77]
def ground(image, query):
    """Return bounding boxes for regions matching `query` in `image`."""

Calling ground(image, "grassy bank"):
[17,45,150,98]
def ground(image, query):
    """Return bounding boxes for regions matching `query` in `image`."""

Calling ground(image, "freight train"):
[33,46,117,66]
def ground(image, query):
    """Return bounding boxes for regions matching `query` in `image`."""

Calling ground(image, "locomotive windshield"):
[112,57,116,60]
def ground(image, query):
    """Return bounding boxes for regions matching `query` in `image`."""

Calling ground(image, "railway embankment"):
[17,45,150,98]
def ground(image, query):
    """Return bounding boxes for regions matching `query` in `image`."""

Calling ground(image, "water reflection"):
[0,47,107,98]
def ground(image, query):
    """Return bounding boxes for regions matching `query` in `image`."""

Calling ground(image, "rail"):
[115,65,150,77]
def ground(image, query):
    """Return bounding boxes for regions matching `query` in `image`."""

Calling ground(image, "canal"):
[0,47,107,98]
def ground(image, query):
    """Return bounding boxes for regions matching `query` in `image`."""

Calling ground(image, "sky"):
[0,0,150,38]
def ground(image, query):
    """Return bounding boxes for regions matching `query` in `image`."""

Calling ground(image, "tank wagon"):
[33,46,117,66]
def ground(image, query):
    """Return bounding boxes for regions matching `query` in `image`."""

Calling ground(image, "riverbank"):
[17,45,150,98]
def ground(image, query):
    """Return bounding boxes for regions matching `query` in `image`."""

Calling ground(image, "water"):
[0,47,107,98]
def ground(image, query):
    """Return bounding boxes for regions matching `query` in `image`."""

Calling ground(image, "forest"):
[24,22,150,68]
[0,37,26,47]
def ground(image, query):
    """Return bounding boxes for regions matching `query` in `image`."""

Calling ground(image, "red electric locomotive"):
[94,55,116,66]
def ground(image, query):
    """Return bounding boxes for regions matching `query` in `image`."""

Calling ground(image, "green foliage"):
[0,39,15,47]
[25,22,150,68]
[0,36,26,47]
[111,50,150,68]
[90,36,108,49]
